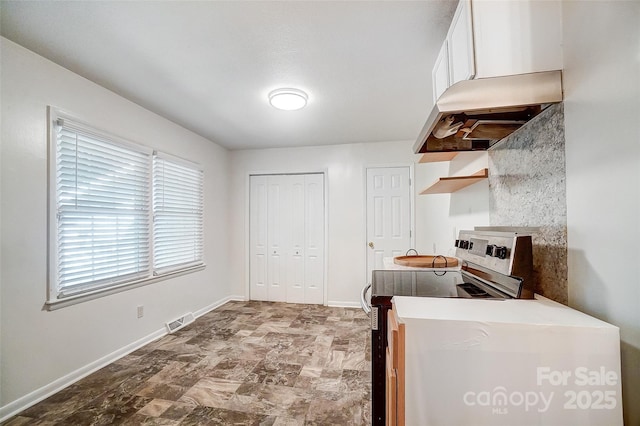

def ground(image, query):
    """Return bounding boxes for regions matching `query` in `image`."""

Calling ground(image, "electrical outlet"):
[137,305,144,318]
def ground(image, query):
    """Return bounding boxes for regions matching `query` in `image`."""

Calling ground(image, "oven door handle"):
[360,283,372,315]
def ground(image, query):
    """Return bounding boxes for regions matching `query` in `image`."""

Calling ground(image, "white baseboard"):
[0,295,242,423]
[327,300,361,309]
[0,327,165,423]
[193,295,245,318]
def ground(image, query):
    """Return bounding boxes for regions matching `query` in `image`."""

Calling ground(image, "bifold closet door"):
[249,174,324,304]
[249,174,288,303]
[266,175,288,302]
[249,175,268,301]
[287,175,306,303]
[302,173,324,304]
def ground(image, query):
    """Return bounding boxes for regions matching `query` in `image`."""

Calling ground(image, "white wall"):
[562,2,640,424]
[0,38,233,415]
[229,144,488,306]
[415,151,490,256]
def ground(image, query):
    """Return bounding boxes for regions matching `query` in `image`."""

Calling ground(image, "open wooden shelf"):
[420,168,488,194]
[418,152,459,163]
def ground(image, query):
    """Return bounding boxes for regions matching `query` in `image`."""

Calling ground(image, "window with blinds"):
[153,154,204,274]
[50,111,204,303]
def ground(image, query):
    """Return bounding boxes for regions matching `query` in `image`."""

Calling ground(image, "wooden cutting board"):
[393,255,458,268]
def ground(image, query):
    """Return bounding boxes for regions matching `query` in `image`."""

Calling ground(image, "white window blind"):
[55,119,151,296]
[153,154,204,274]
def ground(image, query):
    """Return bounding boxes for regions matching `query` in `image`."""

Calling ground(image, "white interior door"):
[366,167,412,283]
[250,174,324,304]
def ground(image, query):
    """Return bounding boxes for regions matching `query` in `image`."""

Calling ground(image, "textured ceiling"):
[1,1,457,150]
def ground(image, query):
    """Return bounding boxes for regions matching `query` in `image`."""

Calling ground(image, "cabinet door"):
[471,0,562,78]
[448,0,475,85]
[432,41,450,103]
[386,347,397,426]
[387,308,405,425]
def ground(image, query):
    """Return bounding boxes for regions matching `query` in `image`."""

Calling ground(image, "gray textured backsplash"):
[489,103,568,304]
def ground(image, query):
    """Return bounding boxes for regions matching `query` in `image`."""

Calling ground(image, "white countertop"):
[394,294,622,425]
[392,294,618,329]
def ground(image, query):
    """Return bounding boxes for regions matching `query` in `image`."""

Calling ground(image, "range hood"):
[413,70,563,153]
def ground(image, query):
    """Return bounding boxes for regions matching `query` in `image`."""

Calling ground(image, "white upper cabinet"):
[432,0,562,97]
[447,0,475,86]
[432,41,450,102]
[472,0,563,78]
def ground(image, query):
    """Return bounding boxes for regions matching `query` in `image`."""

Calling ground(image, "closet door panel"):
[266,175,288,302]
[287,175,306,303]
[304,174,324,304]
[249,176,268,301]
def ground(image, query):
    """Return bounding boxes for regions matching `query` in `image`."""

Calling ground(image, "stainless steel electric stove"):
[366,228,536,425]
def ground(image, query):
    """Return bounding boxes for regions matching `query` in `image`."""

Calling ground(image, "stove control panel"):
[455,230,532,277]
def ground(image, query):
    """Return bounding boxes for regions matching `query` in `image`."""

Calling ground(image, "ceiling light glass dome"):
[268,88,308,111]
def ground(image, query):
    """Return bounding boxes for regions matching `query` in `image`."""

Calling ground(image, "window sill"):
[44,264,206,311]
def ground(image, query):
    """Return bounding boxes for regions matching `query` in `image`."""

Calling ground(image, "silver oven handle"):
[360,283,372,315]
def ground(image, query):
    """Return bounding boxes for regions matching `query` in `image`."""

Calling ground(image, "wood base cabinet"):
[386,306,405,425]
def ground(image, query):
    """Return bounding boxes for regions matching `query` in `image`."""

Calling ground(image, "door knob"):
[368,242,374,249]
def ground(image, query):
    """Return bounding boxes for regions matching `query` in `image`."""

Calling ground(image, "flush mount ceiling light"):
[268,88,308,111]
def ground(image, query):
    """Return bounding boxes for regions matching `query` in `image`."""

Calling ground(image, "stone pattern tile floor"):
[4,301,371,425]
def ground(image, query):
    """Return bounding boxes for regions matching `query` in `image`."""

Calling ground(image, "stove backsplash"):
[488,103,568,304]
